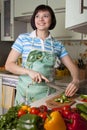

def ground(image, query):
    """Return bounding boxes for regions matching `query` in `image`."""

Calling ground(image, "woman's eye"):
[35,15,39,18]
[35,14,50,19]
[44,15,49,18]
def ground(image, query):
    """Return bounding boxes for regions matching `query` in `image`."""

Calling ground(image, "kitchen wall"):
[63,40,87,64]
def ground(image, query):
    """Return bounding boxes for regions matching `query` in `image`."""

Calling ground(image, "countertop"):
[0,71,19,79]
[0,71,87,109]
[30,91,63,107]
[55,76,87,86]
[30,91,79,108]
[0,71,19,87]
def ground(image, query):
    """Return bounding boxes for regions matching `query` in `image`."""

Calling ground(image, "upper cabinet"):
[47,0,65,13]
[1,0,27,41]
[14,0,47,17]
[14,0,83,40]
[50,13,82,40]
[65,0,87,34]
[47,0,82,40]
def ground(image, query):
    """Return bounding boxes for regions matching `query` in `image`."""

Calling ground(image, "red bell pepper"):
[67,113,87,130]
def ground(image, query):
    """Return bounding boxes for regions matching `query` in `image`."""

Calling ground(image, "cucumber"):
[80,94,87,99]
[81,113,87,120]
[76,103,87,114]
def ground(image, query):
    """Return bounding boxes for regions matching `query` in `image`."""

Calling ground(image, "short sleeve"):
[53,40,68,58]
[11,34,24,53]
[60,43,68,58]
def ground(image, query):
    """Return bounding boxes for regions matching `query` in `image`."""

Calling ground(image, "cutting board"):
[46,94,79,109]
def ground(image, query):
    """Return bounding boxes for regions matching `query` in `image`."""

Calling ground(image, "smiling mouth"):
[37,22,46,25]
[38,24,45,26]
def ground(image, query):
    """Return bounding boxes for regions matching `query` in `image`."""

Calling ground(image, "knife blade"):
[47,82,64,91]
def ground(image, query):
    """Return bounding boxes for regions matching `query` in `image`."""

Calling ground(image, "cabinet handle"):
[21,11,33,15]
[54,7,65,11]
[81,0,87,13]
[54,8,65,13]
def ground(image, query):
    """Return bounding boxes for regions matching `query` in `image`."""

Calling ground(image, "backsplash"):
[62,40,87,65]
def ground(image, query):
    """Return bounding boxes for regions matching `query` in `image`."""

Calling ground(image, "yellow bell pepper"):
[44,111,66,130]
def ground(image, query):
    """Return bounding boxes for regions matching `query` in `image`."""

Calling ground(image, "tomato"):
[71,107,78,113]
[52,107,62,113]
[81,99,87,102]
[62,109,72,118]
[39,105,48,112]
[30,107,40,115]
[38,111,47,120]
[18,109,26,118]
[61,105,71,111]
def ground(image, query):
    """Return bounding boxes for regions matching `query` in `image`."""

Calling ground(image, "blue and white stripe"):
[12,30,68,67]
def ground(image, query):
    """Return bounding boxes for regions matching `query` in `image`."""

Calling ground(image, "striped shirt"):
[12,30,68,67]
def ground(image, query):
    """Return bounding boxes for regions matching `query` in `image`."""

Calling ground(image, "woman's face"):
[35,10,52,31]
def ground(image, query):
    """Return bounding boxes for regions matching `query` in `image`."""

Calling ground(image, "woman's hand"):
[65,80,79,97]
[28,69,49,83]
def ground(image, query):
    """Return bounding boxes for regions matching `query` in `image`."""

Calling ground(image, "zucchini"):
[76,103,87,114]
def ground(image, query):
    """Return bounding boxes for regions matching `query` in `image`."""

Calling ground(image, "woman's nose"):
[39,16,44,20]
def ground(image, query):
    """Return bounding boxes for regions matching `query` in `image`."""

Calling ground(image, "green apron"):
[15,50,56,104]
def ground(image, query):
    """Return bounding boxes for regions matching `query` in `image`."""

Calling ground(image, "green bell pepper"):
[16,113,43,130]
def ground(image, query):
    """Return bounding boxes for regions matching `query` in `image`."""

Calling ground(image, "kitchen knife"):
[47,82,65,91]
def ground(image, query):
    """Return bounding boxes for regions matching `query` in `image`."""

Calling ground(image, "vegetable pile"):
[0,101,87,130]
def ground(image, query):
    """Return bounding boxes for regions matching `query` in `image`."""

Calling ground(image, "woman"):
[5,5,79,104]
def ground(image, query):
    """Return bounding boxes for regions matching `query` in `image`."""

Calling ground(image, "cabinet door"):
[47,0,65,13]
[65,0,87,34]
[50,12,82,40]
[14,0,47,17]
[1,0,27,41]
[50,13,70,40]
[1,0,14,41]
[48,0,81,40]
[48,0,69,39]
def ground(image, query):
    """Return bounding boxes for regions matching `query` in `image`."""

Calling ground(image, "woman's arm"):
[61,55,79,96]
[5,49,49,83]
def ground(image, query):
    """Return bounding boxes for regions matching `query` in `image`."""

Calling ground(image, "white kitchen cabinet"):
[50,12,71,40]
[14,0,47,17]
[47,0,82,40]
[0,76,15,114]
[65,0,87,34]
[47,0,65,13]
[1,0,27,41]
[50,11,82,40]
[14,0,83,40]
[48,0,69,39]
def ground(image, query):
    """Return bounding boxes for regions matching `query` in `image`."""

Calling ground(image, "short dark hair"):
[31,4,56,30]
